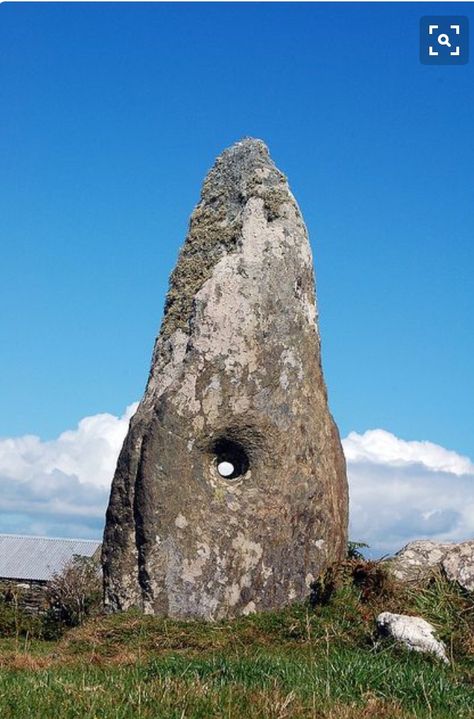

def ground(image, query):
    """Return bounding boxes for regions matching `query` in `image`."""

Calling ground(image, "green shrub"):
[0,598,43,638]
[43,555,102,638]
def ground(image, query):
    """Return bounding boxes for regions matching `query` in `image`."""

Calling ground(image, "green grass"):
[0,562,472,718]
[0,649,472,719]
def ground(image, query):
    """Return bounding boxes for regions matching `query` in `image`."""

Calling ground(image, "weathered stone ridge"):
[102,138,349,619]
[387,540,474,593]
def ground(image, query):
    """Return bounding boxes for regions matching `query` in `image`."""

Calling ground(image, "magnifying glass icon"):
[438,33,451,48]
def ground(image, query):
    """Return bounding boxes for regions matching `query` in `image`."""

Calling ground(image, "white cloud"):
[343,429,474,476]
[0,403,138,539]
[0,409,473,557]
[344,429,474,556]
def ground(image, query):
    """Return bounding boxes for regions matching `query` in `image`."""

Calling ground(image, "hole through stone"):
[217,461,234,477]
[213,439,249,480]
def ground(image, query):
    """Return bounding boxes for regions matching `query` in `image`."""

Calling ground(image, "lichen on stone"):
[159,139,295,344]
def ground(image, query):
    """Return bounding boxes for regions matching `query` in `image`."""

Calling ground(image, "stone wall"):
[0,578,48,615]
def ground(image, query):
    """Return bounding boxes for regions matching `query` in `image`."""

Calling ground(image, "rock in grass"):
[376,612,449,663]
[388,540,474,593]
[102,138,348,619]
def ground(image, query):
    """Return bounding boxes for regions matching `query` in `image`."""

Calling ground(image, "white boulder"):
[376,612,449,663]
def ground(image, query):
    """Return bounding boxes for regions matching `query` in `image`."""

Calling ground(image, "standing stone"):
[102,139,348,619]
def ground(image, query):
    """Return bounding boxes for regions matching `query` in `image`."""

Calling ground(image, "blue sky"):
[0,3,473,548]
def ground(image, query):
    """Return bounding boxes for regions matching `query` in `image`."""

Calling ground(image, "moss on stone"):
[161,200,243,342]
[158,139,292,344]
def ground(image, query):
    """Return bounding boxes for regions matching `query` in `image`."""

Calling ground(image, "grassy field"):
[0,561,473,718]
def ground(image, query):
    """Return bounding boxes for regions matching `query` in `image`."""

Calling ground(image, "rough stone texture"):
[102,138,348,619]
[0,580,48,615]
[387,540,474,593]
[376,612,449,663]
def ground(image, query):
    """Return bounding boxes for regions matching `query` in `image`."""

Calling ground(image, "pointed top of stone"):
[214,137,272,171]
[200,137,287,213]
[161,139,292,343]
[221,136,269,154]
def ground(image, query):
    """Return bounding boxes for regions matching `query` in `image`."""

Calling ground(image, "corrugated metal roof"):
[0,534,101,582]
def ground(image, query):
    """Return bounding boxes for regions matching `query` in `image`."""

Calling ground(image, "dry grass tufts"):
[0,652,53,671]
[324,695,411,719]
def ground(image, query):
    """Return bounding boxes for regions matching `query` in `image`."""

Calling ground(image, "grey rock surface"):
[102,138,348,619]
[388,540,474,592]
[376,611,449,663]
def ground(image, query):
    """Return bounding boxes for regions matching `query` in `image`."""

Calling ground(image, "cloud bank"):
[344,430,474,555]
[0,407,473,555]
[0,404,138,539]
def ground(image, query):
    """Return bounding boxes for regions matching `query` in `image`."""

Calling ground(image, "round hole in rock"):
[217,461,235,477]
[213,439,249,480]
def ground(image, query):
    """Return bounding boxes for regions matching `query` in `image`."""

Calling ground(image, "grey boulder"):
[387,540,474,593]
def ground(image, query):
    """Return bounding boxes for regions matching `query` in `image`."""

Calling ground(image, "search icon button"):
[438,33,452,47]
[420,16,469,65]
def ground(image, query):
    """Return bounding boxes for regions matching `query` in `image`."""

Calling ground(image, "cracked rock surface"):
[387,540,474,593]
[102,138,348,619]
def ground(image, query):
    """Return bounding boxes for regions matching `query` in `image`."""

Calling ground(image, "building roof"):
[0,534,101,582]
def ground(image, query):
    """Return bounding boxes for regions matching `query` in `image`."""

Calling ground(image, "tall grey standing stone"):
[102,139,349,619]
